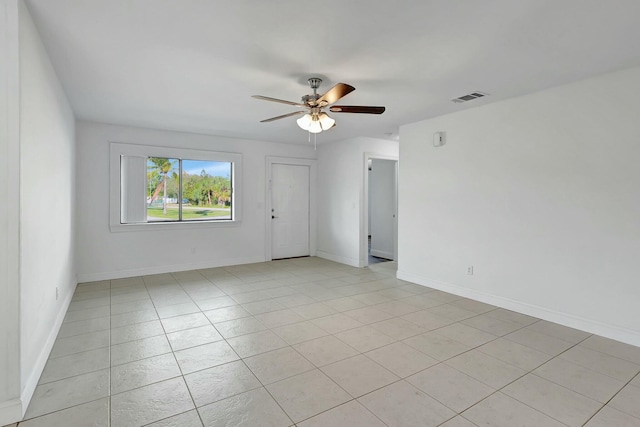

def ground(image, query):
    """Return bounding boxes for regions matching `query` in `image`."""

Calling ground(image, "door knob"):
[272,215,278,219]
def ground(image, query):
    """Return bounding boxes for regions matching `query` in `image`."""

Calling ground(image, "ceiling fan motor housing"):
[303,77,323,105]
[301,94,320,105]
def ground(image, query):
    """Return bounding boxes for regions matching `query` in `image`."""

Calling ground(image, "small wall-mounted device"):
[433,131,446,147]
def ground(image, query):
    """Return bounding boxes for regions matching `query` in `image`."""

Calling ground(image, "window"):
[110,142,241,231]
[144,158,232,222]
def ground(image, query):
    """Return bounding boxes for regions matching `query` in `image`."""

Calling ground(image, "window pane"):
[181,160,232,221]
[147,157,180,222]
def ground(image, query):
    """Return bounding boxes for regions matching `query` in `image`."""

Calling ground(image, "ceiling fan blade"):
[252,95,306,108]
[329,105,386,114]
[260,110,306,123]
[316,83,355,106]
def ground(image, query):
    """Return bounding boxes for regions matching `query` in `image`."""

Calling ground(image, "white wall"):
[317,137,398,267]
[370,159,396,260]
[18,0,77,411]
[0,0,22,424]
[76,121,317,281]
[398,65,640,346]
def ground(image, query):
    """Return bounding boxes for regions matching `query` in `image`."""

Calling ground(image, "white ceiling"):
[24,0,640,145]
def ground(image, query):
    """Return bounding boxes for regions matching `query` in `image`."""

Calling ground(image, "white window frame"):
[109,142,242,232]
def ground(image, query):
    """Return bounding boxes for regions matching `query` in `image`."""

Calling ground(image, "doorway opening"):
[363,154,398,267]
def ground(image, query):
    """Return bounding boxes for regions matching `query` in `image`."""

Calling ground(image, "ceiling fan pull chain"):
[314,132,317,151]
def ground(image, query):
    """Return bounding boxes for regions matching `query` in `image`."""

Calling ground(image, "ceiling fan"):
[252,77,385,133]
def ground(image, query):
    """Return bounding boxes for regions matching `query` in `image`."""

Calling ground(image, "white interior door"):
[271,164,310,259]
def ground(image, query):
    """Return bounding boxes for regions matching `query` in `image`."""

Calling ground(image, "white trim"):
[0,398,22,426]
[397,270,640,348]
[265,156,317,261]
[19,281,74,418]
[77,256,265,283]
[362,153,398,267]
[109,142,242,232]
[316,250,362,268]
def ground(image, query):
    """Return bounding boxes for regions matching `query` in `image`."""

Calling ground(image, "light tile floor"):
[12,257,640,426]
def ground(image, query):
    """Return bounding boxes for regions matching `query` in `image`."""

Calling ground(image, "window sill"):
[109,219,241,233]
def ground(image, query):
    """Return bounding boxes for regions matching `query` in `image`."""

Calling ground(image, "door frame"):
[362,153,398,267]
[265,156,317,261]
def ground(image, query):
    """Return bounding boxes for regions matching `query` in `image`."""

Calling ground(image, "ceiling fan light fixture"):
[308,117,323,133]
[318,113,335,130]
[296,113,313,130]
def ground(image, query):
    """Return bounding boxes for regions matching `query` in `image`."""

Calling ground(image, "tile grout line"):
[454,334,606,427]
[579,369,640,425]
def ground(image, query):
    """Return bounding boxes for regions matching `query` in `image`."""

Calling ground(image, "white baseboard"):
[0,398,22,426]
[76,256,266,282]
[370,249,393,260]
[316,251,362,268]
[18,277,76,420]
[397,270,640,348]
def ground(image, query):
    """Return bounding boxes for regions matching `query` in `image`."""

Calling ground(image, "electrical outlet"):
[56,287,59,300]
[467,266,474,275]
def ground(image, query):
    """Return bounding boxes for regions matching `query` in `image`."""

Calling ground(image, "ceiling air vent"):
[451,92,488,103]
